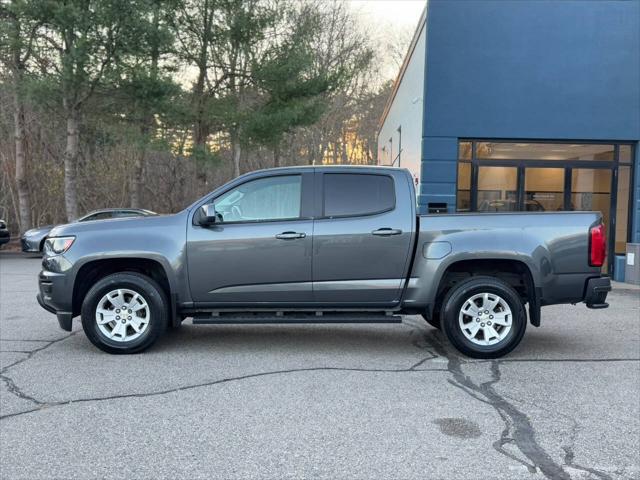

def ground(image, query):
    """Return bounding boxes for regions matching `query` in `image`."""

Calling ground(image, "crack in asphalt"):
[0,332,80,408]
[0,327,441,419]
[562,424,613,480]
[483,358,640,364]
[500,389,615,480]
[417,330,615,480]
[0,323,630,480]
[0,361,447,421]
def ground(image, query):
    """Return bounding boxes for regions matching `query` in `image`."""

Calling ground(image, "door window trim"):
[316,172,397,220]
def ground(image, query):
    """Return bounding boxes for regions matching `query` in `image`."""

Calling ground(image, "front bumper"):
[21,235,42,252]
[583,276,611,309]
[37,269,74,331]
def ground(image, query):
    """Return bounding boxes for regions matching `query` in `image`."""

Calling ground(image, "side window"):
[323,173,395,217]
[80,212,111,222]
[214,175,302,223]
[114,211,144,218]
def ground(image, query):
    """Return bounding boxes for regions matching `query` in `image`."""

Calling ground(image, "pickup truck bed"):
[37,165,610,358]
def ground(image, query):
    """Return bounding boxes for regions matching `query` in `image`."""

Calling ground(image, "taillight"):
[589,223,606,267]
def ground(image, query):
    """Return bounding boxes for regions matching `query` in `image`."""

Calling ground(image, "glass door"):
[477,166,518,211]
[524,168,565,211]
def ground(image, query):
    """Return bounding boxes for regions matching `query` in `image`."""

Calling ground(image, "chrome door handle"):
[371,228,402,236]
[276,231,306,240]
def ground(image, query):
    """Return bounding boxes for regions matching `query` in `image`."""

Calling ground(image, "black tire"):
[81,272,169,354]
[440,276,526,359]
[421,313,441,330]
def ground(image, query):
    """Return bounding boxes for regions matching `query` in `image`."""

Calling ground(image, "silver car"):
[21,208,156,253]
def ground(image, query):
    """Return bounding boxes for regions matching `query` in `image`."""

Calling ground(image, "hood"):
[24,225,54,236]
[48,212,183,238]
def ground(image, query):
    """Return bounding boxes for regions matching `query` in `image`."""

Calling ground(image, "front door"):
[187,173,314,305]
[312,171,414,306]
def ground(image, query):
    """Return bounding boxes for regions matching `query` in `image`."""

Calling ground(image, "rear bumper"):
[583,276,611,309]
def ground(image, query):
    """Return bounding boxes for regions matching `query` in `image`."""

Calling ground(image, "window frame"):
[317,172,397,220]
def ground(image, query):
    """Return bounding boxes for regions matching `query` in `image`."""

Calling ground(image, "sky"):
[348,0,426,30]
[348,0,426,82]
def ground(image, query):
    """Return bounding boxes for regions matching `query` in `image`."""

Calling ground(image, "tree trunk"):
[13,87,32,232]
[232,137,242,178]
[64,107,80,221]
[193,66,209,147]
[273,144,280,168]
[130,149,144,208]
[131,2,159,208]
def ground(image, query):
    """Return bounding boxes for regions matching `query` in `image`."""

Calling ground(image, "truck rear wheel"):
[80,272,169,354]
[439,276,526,359]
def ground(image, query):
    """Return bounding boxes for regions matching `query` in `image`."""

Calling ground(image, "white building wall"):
[377,20,426,187]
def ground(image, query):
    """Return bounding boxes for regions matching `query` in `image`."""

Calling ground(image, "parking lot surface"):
[1,252,639,480]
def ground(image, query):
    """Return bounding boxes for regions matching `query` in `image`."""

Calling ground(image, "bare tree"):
[0,0,39,232]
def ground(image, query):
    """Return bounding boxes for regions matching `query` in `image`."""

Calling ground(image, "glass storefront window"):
[456,162,471,212]
[616,166,631,254]
[619,145,632,163]
[459,142,472,160]
[476,142,614,161]
[456,140,634,274]
[571,169,612,272]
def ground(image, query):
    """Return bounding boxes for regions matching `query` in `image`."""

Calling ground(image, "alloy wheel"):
[95,288,150,342]
[458,292,512,346]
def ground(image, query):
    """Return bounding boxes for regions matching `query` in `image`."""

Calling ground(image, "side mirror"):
[198,204,220,226]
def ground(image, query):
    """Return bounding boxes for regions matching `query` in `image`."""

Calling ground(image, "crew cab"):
[37,166,611,358]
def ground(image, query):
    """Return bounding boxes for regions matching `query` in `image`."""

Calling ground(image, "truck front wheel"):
[80,272,169,354]
[439,276,526,359]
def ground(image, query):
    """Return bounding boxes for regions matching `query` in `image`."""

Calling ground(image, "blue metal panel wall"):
[418,0,640,219]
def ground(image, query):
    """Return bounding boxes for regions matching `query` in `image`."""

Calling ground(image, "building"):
[378,0,640,278]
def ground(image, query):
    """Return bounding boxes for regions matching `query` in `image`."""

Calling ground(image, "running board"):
[190,311,402,325]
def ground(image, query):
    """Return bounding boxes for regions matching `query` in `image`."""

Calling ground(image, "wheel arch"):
[72,256,178,326]
[428,257,539,327]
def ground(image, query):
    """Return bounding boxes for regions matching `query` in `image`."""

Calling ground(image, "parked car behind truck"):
[21,208,156,253]
[0,219,10,248]
[37,166,611,358]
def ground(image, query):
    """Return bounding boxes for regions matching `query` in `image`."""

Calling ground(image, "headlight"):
[44,236,75,254]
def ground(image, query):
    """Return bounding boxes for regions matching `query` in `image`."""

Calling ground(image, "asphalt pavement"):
[1,251,639,480]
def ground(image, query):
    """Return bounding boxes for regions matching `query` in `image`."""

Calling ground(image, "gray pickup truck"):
[37,166,611,358]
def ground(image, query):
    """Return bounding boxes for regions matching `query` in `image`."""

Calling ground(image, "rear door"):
[312,170,415,306]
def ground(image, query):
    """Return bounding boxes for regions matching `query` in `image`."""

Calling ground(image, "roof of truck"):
[252,165,407,173]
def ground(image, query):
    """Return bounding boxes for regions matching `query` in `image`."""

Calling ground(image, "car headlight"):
[44,236,75,254]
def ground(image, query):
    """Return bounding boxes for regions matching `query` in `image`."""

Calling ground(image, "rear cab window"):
[322,173,395,218]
